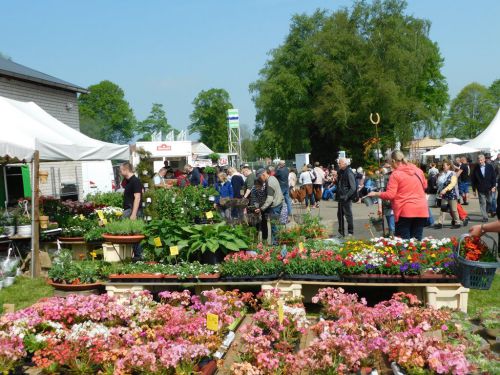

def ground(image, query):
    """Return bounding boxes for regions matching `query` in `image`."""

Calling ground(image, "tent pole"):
[31,151,41,278]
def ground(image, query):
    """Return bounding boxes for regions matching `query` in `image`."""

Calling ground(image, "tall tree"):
[444,83,496,139]
[136,103,173,141]
[189,88,233,152]
[240,124,257,161]
[79,80,136,143]
[250,0,448,164]
[489,79,500,108]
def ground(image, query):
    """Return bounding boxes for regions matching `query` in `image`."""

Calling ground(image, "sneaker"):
[463,217,469,226]
[462,202,469,206]
[346,233,354,238]
[433,223,443,229]
[451,224,461,229]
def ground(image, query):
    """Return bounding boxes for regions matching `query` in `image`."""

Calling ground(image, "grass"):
[0,277,53,314]
[467,273,500,315]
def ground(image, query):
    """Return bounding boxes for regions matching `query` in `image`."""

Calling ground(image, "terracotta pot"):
[197,360,217,375]
[197,273,221,281]
[59,236,85,242]
[48,279,103,291]
[102,234,145,244]
[39,215,49,229]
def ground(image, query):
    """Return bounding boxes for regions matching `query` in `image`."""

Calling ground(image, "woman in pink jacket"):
[368,151,428,240]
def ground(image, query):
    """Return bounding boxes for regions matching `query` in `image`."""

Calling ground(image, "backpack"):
[310,170,317,183]
[351,176,360,203]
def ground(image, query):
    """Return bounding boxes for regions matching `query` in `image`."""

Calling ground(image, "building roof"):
[0,56,88,93]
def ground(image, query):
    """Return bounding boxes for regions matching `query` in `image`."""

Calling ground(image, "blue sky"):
[1,0,499,137]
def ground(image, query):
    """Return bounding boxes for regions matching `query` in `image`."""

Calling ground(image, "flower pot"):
[197,273,221,282]
[197,360,217,375]
[201,249,225,265]
[102,234,145,244]
[3,276,16,287]
[59,236,85,243]
[39,215,49,229]
[48,279,104,292]
[16,225,32,237]
[5,225,15,236]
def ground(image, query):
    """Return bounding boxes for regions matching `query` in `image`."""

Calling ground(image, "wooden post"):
[32,150,41,277]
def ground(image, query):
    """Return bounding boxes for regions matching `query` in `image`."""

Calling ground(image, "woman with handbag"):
[433,160,462,229]
[299,165,315,209]
[215,172,233,219]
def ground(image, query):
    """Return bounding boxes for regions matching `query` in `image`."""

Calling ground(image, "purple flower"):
[400,264,409,272]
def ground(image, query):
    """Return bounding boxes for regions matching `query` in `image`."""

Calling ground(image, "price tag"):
[206,211,214,219]
[298,242,305,252]
[96,210,105,220]
[278,300,284,324]
[79,214,85,220]
[207,313,219,331]
[169,246,179,256]
[101,218,108,225]
[154,237,162,247]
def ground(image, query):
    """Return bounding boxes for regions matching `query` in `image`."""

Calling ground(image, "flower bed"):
[221,247,283,281]
[0,289,248,374]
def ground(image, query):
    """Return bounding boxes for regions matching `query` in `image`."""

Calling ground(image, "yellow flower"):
[431,254,436,258]
[115,211,123,217]
[407,255,412,261]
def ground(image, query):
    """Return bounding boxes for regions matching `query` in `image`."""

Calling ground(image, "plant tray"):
[108,273,177,282]
[221,274,280,282]
[48,280,104,291]
[282,274,341,281]
[102,234,145,244]
[58,236,85,243]
[197,273,221,282]
[342,274,404,283]
[403,273,459,283]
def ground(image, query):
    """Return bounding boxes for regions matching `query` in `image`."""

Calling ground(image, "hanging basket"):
[455,234,500,290]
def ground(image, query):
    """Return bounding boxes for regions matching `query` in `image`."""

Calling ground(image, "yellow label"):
[207,313,219,331]
[205,211,214,219]
[101,218,108,225]
[96,210,105,220]
[298,242,305,252]
[278,300,284,324]
[79,214,85,220]
[169,246,179,256]
[154,237,162,247]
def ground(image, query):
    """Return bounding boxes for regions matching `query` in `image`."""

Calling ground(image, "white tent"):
[0,95,130,277]
[192,141,214,156]
[463,108,500,152]
[0,96,129,161]
[423,143,479,157]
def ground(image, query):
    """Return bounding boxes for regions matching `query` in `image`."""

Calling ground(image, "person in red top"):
[368,150,428,240]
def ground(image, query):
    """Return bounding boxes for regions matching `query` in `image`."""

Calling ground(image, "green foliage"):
[444,82,496,139]
[142,221,251,263]
[104,219,145,235]
[189,88,233,152]
[220,250,283,277]
[85,192,123,208]
[144,185,219,223]
[84,226,106,242]
[61,216,97,237]
[136,103,175,141]
[489,79,500,108]
[207,153,220,163]
[250,0,448,164]
[48,250,110,284]
[78,80,136,143]
[109,261,219,280]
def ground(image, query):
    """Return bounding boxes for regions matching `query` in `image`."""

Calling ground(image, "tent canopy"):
[463,108,500,153]
[192,141,214,156]
[0,96,129,161]
[423,143,479,157]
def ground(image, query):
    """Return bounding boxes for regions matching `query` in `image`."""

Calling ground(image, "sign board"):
[136,141,191,158]
[227,109,239,128]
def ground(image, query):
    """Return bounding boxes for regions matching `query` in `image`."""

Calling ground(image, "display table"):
[105,279,469,312]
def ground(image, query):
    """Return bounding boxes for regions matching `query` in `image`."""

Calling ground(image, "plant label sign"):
[298,242,305,252]
[101,218,108,225]
[154,237,162,247]
[207,313,219,331]
[278,300,284,324]
[206,211,214,219]
[169,246,179,256]
[96,210,105,220]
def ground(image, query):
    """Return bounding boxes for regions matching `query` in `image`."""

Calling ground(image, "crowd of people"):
[129,150,500,248]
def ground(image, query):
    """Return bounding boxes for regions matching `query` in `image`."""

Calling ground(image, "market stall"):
[0,95,129,277]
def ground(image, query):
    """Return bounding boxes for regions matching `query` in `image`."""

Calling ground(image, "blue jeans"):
[385,214,395,234]
[395,217,427,241]
[322,186,336,201]
[491,190,497,213]
[281,187,292,215]
[427,207,435,226]
[266,204,283,245]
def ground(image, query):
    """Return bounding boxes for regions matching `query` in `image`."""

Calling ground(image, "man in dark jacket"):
[275,160,291,216]
[336,158,356,237]
[471,154,496,222]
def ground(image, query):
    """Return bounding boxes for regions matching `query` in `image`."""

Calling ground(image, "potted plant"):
[282,248,341,281]
[39,208,49,229]
[16,214,32,237]
[84,226,106,244]
[221,249,282,281]
[102,219,145,244]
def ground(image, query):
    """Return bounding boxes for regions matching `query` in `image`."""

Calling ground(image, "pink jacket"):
[379,163,428,222]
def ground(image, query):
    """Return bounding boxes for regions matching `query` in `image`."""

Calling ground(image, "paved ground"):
[293,196,497,239]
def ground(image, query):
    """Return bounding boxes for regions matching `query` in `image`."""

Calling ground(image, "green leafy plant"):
[48,250,110,284]
[221,249,283,277]
[61,216,97,237]
[109,261,219,280]
[207,153,220,163]
[84,226,107,242]
[85,192,124,208]
[103,219,145,235]
[16,215,32,226]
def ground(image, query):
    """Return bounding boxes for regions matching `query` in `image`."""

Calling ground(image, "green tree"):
[250,0,448,164]
[189,89,233,152]
[79,80,136,143]
[240,124,257,161]
[489,79,500,108]
[136,103,173,141]
[444,83,496,139]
